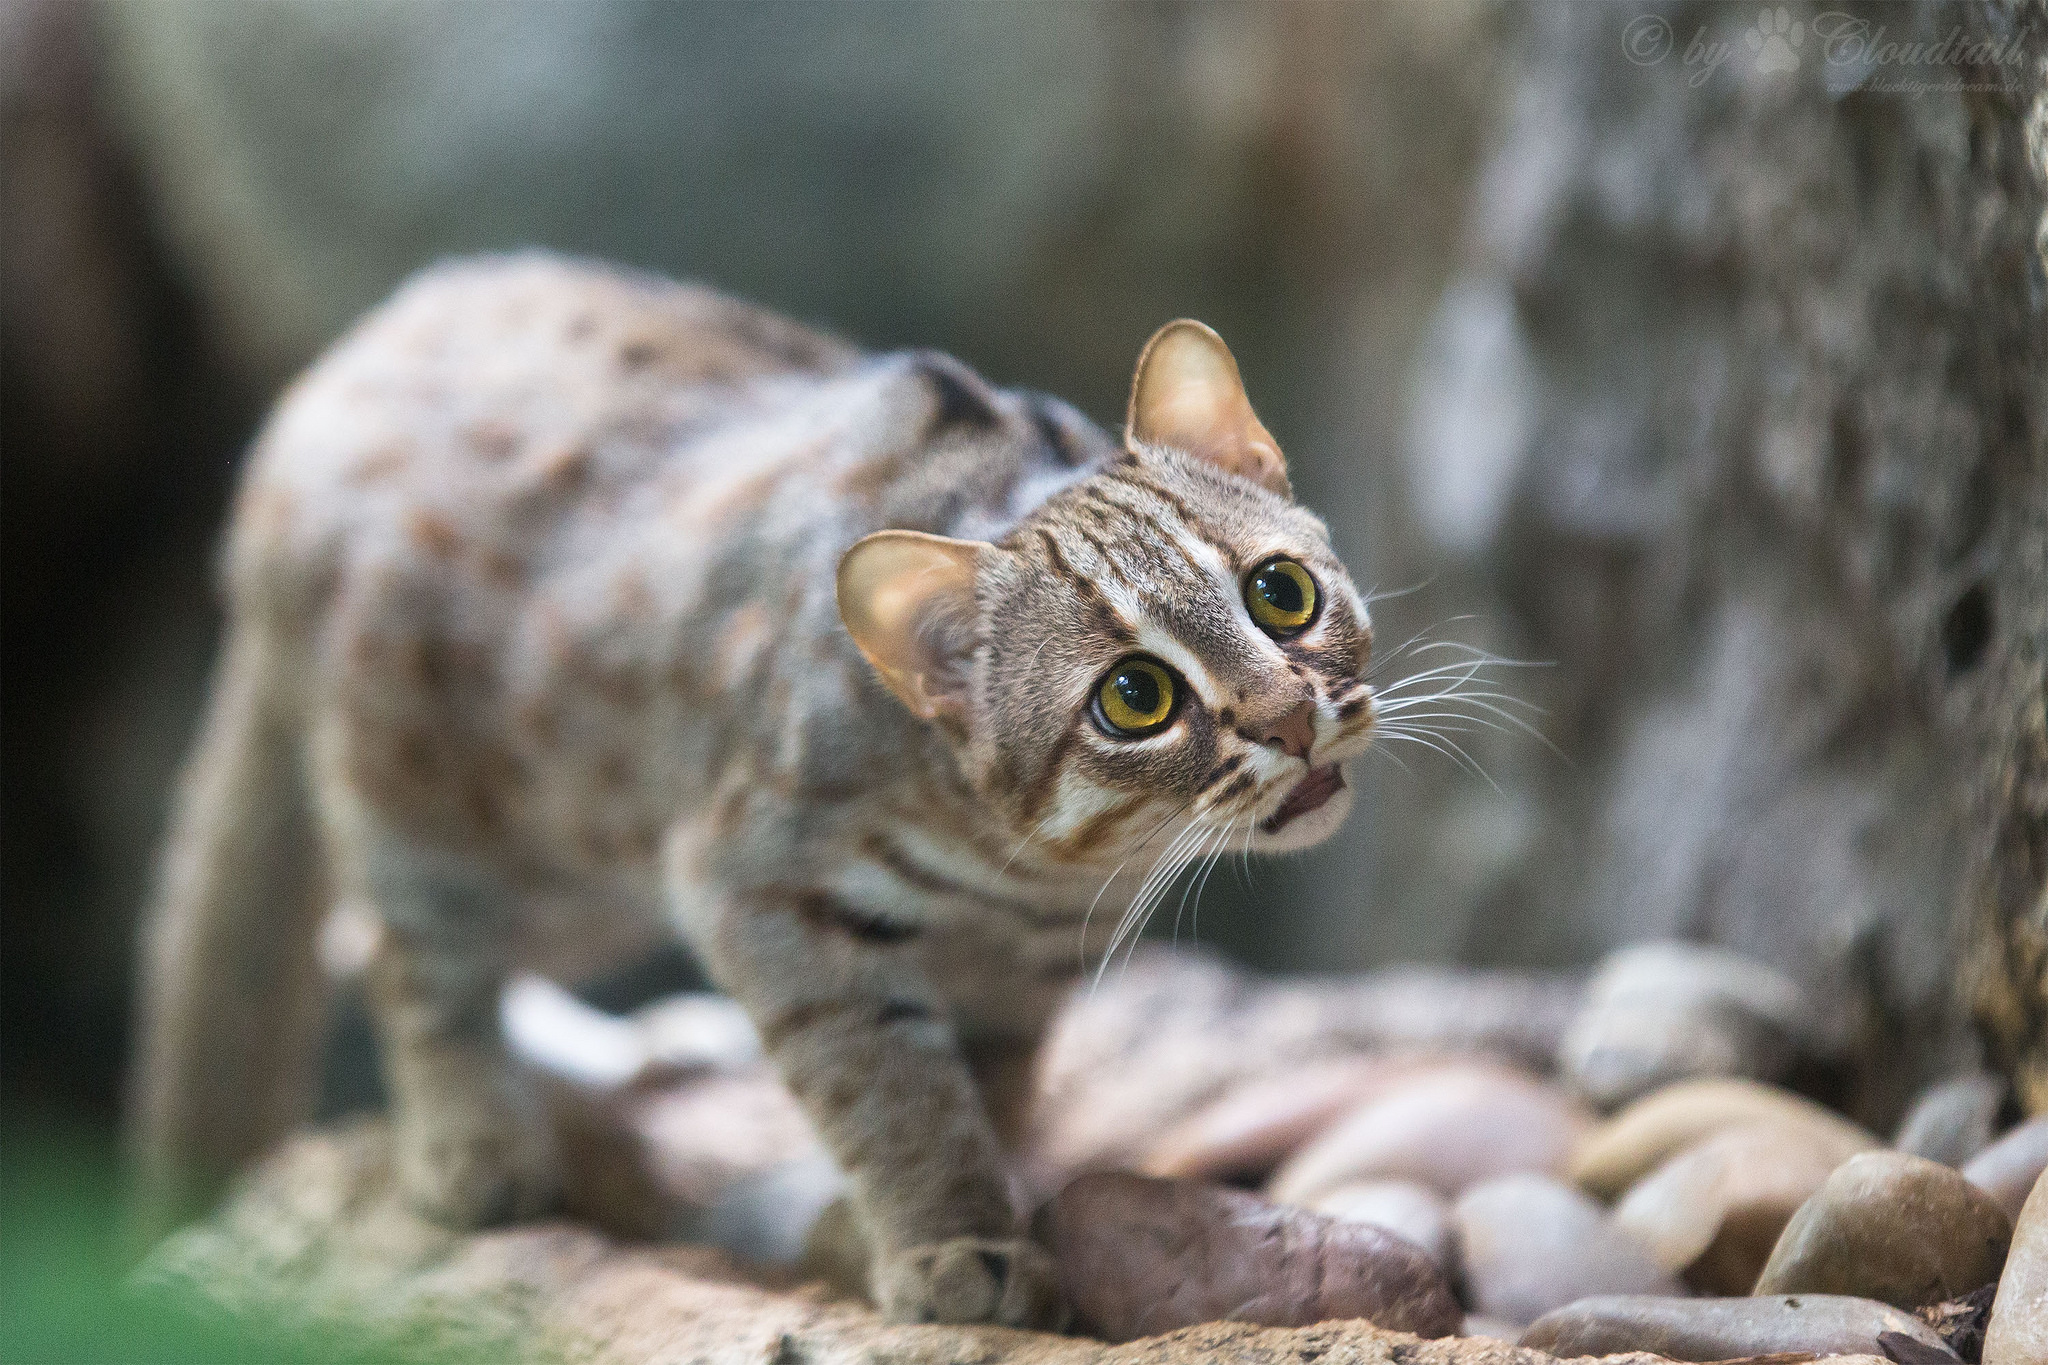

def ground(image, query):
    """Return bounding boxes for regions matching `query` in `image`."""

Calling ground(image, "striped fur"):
[133,255,1376,1327]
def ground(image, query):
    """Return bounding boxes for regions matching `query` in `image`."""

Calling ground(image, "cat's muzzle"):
[1258,763,1346,834]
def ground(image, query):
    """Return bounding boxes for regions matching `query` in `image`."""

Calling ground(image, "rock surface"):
[1964,1118,2048,1221]
[1559,941,1823,1110]
[1450,1174,1676,1326]
[1569,1078,1879,1201]
[1894,1074,2008,1168]
[1984,1171,2048,1365]
[1753,1150,2012,1309]
[1518,1293,1956,1361]
[1268,1067,1591,1206]
[1309,1181,1456,1271]
[143,1124,1647,1365]
[1611,1121,1859,1294]
[1040,1173,1461,1345]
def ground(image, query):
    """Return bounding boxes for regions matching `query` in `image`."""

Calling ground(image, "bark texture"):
[1395,0,2048,1123]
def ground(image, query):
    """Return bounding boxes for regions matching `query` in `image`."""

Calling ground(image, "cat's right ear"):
[1126,319,1290,496]
[837,530,985,725]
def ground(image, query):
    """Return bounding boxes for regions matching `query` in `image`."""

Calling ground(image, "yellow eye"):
[1093,656,1178,737]
[1245,557,1318,634]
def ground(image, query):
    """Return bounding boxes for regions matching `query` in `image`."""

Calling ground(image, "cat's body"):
[134,254,1377,1327]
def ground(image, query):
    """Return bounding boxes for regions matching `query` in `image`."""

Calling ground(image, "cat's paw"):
[875,1236,1068,1329]
[394,1086,559,1228]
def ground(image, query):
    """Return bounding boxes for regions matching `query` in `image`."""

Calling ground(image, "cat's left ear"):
[837,530,985,726]
[1126,320,1290,497]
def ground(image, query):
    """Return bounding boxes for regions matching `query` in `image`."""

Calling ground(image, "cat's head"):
[838,321,1374,866]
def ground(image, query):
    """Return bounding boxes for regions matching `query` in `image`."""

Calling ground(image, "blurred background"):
[3,0,2043,1282]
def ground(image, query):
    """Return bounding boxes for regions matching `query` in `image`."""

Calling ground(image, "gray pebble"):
[1895,1073,2007,1168]
[1308,1179,1455,1270]
[1560,941,1823,1111]
[1518,1293,1959,1361]
[1965,1117,2048,1221]
[1451,1174,1678,1326]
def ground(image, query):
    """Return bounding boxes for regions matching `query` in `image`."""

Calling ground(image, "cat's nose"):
[1249,700,1317,759]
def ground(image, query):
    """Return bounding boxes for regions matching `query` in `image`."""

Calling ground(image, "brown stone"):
[1268,1067,1592,1205]
[1753,1150,2012,1309]
[1040,1172,1461,1344]
[1518,1293,1957,1361]
[1568,1077,1879,1201]
[1984,1170,2048,1365]
[1611,1121,1858,1294]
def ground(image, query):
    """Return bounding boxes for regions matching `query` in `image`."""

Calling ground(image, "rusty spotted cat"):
[133,253,1380,1328]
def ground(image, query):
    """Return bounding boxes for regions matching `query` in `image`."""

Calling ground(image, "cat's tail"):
[128,623,329,1242]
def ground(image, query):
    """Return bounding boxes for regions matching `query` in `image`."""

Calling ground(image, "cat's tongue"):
[1259,764,1345,834]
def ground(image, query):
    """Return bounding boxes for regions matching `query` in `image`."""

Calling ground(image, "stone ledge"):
[138,1123,1715,1365]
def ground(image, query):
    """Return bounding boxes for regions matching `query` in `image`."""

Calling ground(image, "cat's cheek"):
[1251,780,1356,854]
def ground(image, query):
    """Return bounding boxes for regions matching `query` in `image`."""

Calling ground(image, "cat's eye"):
[1092,656,1179,738]
[1245,557,1318,635]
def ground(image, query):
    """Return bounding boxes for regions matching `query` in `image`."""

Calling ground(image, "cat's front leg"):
[345,828,558,1227]
[701,891,1065,1329]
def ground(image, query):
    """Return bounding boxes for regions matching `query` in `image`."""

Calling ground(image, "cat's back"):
[225,253,859,622]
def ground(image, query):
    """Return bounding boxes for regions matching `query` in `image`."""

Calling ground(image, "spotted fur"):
[132,254,1377,1327]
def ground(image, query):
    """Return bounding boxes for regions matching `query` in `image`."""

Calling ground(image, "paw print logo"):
[1746,7,1804,74]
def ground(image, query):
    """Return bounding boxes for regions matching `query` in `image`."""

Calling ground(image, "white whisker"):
[1093,814,1208,990]
[1077,802,1188,970]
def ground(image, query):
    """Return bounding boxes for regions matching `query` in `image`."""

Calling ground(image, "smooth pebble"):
[1451,1173,1678,1326]
[1139,1055,1434,1182]
[1984,1170,2048,1365]
[1042,1171,1460,1344]
[1309,1179,1455,1269]
[1569,1076,1879,1200]
[1895,1073,2007,1168]
[1518,1292,1957,1361]
[1268,1066,1591,1205]
[1560,940,1821,1110]
[1613,1120,1858,1294]
[1754,1149,2012,1308]
[1965,1117,2048,1220]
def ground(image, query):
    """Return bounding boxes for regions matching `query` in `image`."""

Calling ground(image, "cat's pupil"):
[1115,668,1161,715]
[1255,567,1304,614]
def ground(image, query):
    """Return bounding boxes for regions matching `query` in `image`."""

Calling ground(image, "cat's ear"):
[837,530,985,725]
[1126,320,1289,496]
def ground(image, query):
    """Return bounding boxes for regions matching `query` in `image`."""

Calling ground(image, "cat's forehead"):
[990,450,1358,682]
[1011,452,1342,598]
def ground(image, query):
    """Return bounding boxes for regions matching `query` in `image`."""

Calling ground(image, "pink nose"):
[1246,700,1317,759]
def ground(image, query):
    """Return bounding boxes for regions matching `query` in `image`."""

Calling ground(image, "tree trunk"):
[1398,0,2047,1122]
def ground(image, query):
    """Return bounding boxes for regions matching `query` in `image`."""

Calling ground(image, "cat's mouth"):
[1258,763,1345,834]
